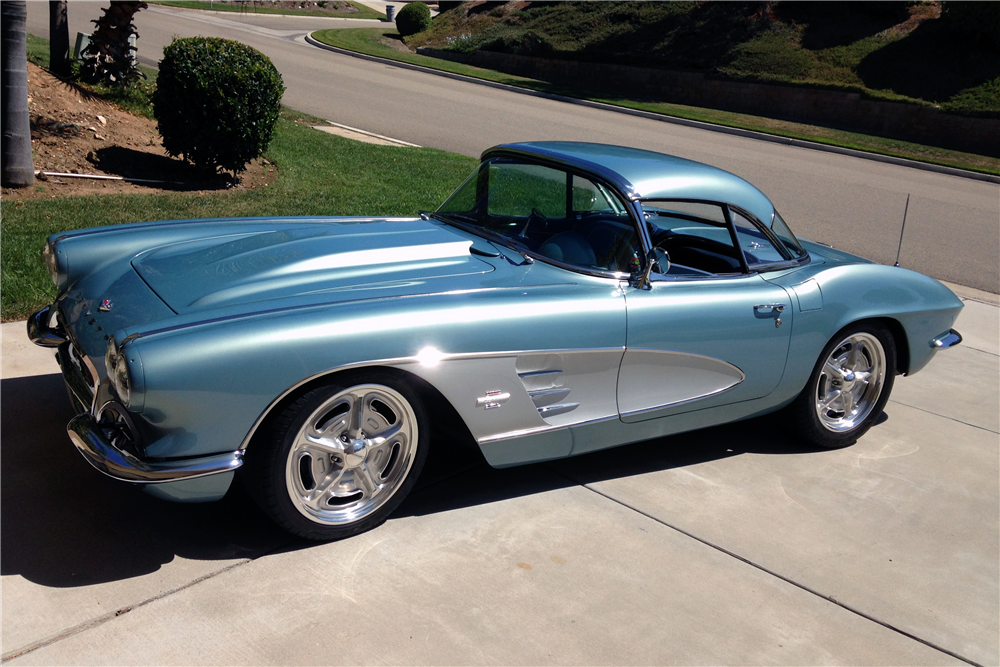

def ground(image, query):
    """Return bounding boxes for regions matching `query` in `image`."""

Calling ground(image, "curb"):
[149,4,388,22]
[304,35,1000,185]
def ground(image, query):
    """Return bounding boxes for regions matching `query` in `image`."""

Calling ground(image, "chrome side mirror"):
[637,247,670,290]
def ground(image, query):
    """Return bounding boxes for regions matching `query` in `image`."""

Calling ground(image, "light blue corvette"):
[29,142,963,540]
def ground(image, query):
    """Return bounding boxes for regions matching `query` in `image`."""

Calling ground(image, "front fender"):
[126,280,625,459]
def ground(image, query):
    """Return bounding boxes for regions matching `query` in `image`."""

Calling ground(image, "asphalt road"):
[25,3,999,294]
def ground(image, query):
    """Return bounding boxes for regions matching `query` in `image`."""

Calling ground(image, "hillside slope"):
[409,1,999,117]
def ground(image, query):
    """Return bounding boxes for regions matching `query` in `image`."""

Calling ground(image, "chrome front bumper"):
[27,304,67,348]
[67,413,244,484]
[30,304,244,485]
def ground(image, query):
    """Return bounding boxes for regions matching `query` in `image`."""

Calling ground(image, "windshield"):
[437,158,642,274]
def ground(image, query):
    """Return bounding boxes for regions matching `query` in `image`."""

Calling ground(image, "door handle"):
[754,304,786,313]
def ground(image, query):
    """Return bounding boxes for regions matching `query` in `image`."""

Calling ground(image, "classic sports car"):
[29,142,963,540]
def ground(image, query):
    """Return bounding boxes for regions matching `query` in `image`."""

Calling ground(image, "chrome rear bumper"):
[67,413,244,484]
[931,329,963,349]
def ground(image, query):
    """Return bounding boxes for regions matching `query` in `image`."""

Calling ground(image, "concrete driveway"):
[1,286,996,665]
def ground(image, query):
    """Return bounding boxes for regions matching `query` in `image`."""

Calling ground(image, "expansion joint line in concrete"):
[550,469,984,667]
[888,399,1000,435]
[1,559,255,663]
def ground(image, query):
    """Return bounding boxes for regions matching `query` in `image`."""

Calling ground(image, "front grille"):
[57,340,98,414]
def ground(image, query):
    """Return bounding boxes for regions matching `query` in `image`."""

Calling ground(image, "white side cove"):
[397,348,625,445]
[617,348,745,419]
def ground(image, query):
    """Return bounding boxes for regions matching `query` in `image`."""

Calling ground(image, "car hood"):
[132,219,495,313]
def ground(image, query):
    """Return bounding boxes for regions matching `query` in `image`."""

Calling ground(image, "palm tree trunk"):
[1,0,35,189]
[50,1,71,77]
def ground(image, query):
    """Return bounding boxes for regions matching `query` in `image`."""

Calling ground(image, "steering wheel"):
[519,207,548,238]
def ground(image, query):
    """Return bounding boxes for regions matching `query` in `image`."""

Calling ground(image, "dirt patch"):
[2,62,277,201]
[380,34,417,53]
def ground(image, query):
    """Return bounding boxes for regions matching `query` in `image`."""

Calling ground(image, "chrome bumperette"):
[27,305,68,348]
[931,329,962,349]
[67,413,243,483]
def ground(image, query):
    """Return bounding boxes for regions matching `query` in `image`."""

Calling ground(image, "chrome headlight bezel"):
[105,338,131,407]
[105,338,119,377]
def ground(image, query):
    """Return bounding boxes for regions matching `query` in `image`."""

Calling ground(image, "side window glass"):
[730,208,787,265]
[543,174,640,273]
[641,200,744,276]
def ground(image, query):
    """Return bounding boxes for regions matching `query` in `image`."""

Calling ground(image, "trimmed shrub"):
[396,2,431,37]
[153,37,284,174]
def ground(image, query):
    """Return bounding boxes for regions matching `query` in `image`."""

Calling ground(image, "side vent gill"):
[517,367,579,420]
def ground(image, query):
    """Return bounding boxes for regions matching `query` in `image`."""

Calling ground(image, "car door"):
[618,200,794,423]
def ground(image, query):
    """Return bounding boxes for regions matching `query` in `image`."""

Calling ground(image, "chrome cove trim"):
[931,329,962,349]
[237,347,626,451]
[538,403,580,417]
[478,424,558,444]
[67,413,243,483]
[478,414,619,445]
[619,386,740,419]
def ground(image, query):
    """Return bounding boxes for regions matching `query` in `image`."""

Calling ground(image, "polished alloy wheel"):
[285,384,417,525]
[814,332,886,432]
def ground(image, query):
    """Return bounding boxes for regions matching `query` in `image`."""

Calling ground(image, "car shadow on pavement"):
[2,372,890,587]
[0,374,294,589]
[396,414,858,520]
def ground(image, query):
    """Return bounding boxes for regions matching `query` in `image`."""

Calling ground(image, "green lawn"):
[1,111,476,321]
[312,28,999,176]
[149,0,384,20]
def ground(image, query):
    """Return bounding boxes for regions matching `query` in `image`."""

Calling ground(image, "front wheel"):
[247,372,428,540]
[788,323,896,449]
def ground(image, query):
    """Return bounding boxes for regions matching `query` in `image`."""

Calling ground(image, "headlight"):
[42,241,59,287]
[115,360,131,406]
[105,338,119,376]
[105,339,131,407]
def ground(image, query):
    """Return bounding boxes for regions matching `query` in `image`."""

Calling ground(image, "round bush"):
[396,2,431,37]
[154,37,284,174]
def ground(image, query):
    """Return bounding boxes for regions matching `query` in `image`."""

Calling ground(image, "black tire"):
[787,322,896,449]
[246,371,429,541]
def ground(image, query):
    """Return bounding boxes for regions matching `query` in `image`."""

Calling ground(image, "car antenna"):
[893,193,910,268]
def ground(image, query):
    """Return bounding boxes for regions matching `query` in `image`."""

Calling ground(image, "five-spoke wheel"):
[788,323,896,448]
[248,373,428,540]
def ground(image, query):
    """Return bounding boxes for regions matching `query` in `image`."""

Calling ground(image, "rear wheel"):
[248,372,428,540]
[788,323,896,449]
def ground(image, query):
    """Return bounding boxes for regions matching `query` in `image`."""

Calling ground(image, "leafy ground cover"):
[409,1,999,117]
[312,27,998,175]
[148,0,384,20]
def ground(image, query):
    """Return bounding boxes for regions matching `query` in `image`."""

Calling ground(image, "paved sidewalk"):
[2,289,996,665]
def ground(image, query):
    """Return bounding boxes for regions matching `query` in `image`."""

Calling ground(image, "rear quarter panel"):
[766,262,963,406]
